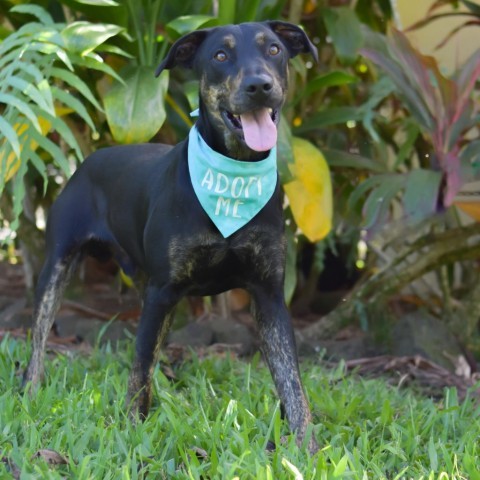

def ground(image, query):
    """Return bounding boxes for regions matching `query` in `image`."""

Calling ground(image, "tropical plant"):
[301,25,480,347]
[0,3,126,232]
[356,27,480,227]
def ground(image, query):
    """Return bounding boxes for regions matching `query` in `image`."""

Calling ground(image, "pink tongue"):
[240,108,277,152]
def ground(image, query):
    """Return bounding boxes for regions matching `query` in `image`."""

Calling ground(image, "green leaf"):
[1,23,44,50]
[428,437,438,472]
[463,452,480,480]
[309,70,357,89]
[403,169,442,222]
[0,116,21,160]
[348,174,391,212]
[51,87,96,131]
[29,128,71,176]
[9,61,44,84]
[0,40,51,70]
[293,71,358,104]
[294,107,362,134]
[380,399,392,425]
[103,66,169,144]
[323,7,364,65]
[55,49,75,72]
[5,75,55,115]
[62,22,124,55]
[0,93,42,132]
[36,110,83,160]
[97,44,134,58]
[26,147,48,194]
[363,175,406,228]
[10,4,54,25]
[323,148,386,173]
[394,121,420,168]
[10,155,29,231]
[33,29,65,48]
[49,67,104,112]
[37,78,55,114]
[166,15,217,39]
[15,40,63,57]
[358,75,396,141]
[333,454,349,477]
[70,52,124,83]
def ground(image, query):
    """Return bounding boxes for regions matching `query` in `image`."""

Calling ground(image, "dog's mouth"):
[222,107,279,152]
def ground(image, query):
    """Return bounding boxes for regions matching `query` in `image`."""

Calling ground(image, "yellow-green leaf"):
[284,137,332,242]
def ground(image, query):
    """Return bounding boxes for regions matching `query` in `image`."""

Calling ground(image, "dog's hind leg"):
[23,251,81,388]
[127,283,180,418]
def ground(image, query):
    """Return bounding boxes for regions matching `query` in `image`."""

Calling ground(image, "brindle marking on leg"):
[126,283,179,418]
[24,256,79,388]
[251,291,318,453]
[126,312,174,420]
[127,311,175,418]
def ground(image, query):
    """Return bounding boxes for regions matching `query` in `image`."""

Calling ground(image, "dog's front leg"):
[250,286,318,453]
[127,283,179,418]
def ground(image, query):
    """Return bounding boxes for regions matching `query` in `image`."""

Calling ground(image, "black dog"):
[23,21,319,452]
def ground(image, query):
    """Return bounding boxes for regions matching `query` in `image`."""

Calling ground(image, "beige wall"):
[396,0,479,72]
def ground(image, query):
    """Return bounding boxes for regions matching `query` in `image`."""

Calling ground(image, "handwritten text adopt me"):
[200,168,263,218]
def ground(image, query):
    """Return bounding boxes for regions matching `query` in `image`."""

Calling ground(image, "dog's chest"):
[167,227,285,288]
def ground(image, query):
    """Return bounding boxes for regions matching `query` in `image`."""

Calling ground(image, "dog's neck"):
[195,101,271,162]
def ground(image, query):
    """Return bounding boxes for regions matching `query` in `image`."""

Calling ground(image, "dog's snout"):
[244,74,274,98]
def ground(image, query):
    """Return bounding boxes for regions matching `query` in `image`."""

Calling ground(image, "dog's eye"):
[269,44,281,56]
[214,50,228,62]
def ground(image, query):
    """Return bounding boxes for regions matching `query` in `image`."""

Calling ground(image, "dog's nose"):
[244,74,273,98]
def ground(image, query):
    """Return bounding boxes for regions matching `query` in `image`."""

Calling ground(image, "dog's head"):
[156,22,317,159]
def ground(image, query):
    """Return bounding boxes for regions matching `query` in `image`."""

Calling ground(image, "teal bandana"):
[188,125,277,238]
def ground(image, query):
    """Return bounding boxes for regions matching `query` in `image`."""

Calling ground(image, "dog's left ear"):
[266,21,318,63]
[155,30,210,77]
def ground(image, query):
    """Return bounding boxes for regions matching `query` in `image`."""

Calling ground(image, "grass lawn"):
[0,334,479,479]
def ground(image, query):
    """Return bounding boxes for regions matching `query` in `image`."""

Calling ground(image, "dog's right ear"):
[155,30,209,77]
